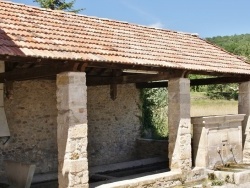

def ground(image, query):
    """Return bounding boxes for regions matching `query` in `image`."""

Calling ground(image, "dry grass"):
[191,92,238,117]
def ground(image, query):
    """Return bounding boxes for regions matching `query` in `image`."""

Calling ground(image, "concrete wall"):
[0,80,141,178]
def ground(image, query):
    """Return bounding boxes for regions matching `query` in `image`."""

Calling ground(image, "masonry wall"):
[136,138,168,159]
[0,80,58,179]
[87,84,141,166]
[0,80,141,178]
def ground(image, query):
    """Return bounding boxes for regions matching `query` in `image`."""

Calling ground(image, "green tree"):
[140,88,168,139]
[207,34,250,61]
[206,84,238,100]
[205,33,250,100]
[34,0,83,13]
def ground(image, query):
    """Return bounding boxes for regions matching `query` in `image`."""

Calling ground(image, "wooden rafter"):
[136,77,250,88]
[0,64,74,82]
[110,69,119,100]
[86,72,179,86]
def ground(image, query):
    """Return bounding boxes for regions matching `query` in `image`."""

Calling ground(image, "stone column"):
[239,82,250,163]
[57,72,88,188]
[168,78,192,171]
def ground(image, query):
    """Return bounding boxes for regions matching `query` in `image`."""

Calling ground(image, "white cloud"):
[149,21,164,29]
[119,0,159,21]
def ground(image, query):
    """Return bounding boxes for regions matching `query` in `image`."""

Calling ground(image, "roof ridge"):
[0,0,198,37]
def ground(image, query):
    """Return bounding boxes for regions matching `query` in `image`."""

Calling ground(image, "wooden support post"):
[110,70,119,100]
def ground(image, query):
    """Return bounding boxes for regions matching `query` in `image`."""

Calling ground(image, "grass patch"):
[191,92,237,117]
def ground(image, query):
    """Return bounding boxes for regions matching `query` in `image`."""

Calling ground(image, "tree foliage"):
[207,34,250,61]
[140,88,168,139]
[206,84,238,100]
[34,0,82,13]
[205,33,250,100]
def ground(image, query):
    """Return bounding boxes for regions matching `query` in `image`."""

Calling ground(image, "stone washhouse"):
[1,1,250,187]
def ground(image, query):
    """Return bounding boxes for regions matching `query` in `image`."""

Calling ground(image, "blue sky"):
[12,0,250,38]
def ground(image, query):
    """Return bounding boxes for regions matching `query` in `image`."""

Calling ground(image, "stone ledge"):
[92,171,182,188]
[90,157,167,175]
[191,114,245,125]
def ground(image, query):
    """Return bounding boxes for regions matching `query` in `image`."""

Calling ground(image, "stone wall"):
[1,80,58,178]
[0,80,141,178]
[136,138,168,159]
[87,84,141,166]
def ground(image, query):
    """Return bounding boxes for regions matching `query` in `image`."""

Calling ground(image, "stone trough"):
[209,165,250,185]
[192,114,250,186]
[192,114,245,169]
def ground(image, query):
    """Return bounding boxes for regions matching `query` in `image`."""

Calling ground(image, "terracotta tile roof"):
[0,0,250,74]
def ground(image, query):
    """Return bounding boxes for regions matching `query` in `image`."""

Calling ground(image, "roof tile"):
[0,0,250,74]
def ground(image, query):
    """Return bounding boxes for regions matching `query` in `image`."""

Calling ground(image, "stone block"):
[0,88,3,107]
[234,170,250,185]
[180,134,191,145]
[214,171,234,184]
[57,86,87,110]
[180,147,191,160]
[58,173,69,188]
[63,159,88,173]
[57,109,88,127]
[66,138,88,155]
[168,94,190,104]
[168,78,191,171]
[68,124,88,138]
[0,107,10,137]
[239,82,250,93]
[185,167,206,183]
[195,149,207,167]
[68,109,88,124]
[57,72,86,86]
[57,72,89,187]
[4,160,36,188]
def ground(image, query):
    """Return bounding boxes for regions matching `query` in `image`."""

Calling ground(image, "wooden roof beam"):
[136,77,250,88]
[0,64,74,82]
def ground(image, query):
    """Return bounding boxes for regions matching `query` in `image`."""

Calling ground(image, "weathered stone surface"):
[185,167,206,184]
[93,171,182,188]
[0,80,141,181]
[5,160,36,188]
[0,80,57,179]
[168,78,192,171]
[234,170,250,185]
[192,114,244,169]
[87,84,141,166]
[136,138,168,159]
[239,82,250,163]
[57,72,89,188]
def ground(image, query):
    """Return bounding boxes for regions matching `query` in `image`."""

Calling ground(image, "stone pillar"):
[168,78,192,171]
[57,72,88,188]
[239,82,250,163]
[0,61,10,138]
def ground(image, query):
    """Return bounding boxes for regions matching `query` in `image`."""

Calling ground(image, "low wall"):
[91,167,206,188]
[93,171,182,188]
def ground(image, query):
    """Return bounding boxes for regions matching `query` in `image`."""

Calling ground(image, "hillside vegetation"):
[206,34,250,61]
